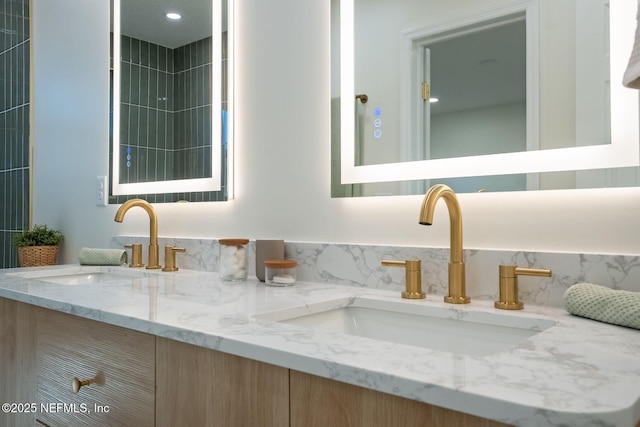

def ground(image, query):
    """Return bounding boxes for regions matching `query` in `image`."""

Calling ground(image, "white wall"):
[31,0,640,264]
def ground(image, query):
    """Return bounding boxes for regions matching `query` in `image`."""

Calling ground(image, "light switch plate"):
[96,176,108,206]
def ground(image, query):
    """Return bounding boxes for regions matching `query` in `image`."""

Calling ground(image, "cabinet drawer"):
[35,308,155,427]
[156,337,289,427]
[290,370,510,427]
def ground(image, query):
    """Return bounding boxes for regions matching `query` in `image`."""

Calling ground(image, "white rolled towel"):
[564,283,640,330]
[78,248,127,266]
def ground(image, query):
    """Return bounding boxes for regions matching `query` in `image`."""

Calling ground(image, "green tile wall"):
[112,32,228,203]
[0,0,30,268]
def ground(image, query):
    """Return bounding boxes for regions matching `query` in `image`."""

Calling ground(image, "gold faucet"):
[114,199,161,269]
[419,184,470,304]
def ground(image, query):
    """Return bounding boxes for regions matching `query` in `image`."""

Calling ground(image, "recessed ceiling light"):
[166,12,182,20]
[429,98,439,103]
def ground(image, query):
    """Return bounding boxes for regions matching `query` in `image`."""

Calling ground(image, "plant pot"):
[17,246,59,267]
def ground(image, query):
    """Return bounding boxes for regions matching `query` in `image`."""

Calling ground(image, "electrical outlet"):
[96,176,108,206]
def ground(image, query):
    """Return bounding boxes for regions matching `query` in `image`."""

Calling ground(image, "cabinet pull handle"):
[71,377,92,393]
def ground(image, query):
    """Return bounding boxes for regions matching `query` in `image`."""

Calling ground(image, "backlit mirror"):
[331,0,640,196]
[110,0,233,203]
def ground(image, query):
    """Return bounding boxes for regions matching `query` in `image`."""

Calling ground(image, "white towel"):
[623,1,640,88]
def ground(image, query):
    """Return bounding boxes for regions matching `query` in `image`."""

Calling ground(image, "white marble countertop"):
[1,265,639,427]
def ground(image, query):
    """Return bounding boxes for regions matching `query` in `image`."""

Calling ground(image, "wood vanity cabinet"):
[155,337,289,427]
[1,298,289,427]
[0,298,37,427]
[35,307,156,427]
[289,371,510,427]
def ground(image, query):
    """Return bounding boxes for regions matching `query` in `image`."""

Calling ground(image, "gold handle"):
[381,260,406,268]
[125,243,144,268]
[162,246,187,272]
[381,259,425,299]
[71,377,92,393]
[514,267,552,278]
[495,265,552,310]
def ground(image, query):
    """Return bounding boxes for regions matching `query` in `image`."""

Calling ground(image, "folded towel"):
[564,283,640,330]
[624,1,640,88]
[78,248,127,266]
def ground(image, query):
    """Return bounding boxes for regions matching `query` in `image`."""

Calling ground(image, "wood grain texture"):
[156,337,289,427]
[35,308,155,427]
[290,370,512,427]
[0,298,37,427]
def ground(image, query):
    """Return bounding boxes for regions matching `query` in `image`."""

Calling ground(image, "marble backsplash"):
[111,236,640,308]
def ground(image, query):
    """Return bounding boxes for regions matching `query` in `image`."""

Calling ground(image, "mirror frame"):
[111,0,234,197]
[339,0,639,185]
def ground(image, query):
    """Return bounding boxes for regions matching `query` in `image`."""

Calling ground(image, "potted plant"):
[13,224,65,267]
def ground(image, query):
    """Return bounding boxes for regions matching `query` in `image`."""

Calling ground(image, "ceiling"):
[114,0,227,49]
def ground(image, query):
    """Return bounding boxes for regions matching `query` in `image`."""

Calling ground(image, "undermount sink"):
[34,272,139,285]
[8,267,147,286]
[254,297,556,357]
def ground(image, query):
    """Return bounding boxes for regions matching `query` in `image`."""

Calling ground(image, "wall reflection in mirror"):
[110,0,232,203]
[331,0,640,197]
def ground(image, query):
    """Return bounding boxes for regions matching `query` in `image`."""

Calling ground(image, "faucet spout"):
[419,184,470,304]
[114,199,161,269]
